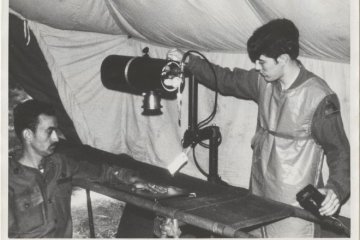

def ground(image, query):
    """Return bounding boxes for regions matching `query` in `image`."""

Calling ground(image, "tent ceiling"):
[10,0,350,61]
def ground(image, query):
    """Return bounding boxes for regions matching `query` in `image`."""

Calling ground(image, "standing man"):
[167,18,350,237]
[8,99,145,238]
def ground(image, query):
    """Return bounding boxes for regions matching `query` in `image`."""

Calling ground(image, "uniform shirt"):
[9,141,136,238]
[187,55,350,202]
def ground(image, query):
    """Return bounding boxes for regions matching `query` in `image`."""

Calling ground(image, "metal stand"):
[86,189,96,238]
[182,75,223,184]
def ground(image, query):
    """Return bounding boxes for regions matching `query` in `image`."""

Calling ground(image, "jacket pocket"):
[14,187,45,232]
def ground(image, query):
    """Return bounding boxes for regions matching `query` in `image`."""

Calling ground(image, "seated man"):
[8,99,144,238]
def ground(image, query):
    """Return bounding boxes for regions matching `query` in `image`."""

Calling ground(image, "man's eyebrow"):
[47,126,58,131]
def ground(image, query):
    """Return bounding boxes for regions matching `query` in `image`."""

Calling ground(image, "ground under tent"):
[8,0,355,237]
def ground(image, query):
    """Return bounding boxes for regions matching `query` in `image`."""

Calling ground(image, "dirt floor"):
[9,86,124,238]
[71,189,124,238]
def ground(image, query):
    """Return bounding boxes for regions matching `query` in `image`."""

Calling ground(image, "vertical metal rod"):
[189,75,198,132]
[208,127,219,183]
[86,189,96,238]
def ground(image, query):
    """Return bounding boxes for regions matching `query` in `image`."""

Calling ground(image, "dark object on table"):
[296,184,350,237]
[296,184,325,216]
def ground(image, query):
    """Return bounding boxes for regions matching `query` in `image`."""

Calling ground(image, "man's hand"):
[112,169,168,194]
[318,188,340,216]
[167,48,186,62]
[130,177,168,194]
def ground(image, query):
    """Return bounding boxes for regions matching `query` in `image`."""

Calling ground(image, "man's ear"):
[22,129,33,142]
[277,54,289,65]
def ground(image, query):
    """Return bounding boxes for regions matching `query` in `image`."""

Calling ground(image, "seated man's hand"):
[130,177,168,194]
[112,168,168,194]
[318,188,340,216]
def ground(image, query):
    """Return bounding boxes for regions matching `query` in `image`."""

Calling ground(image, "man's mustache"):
[49,142,58,149]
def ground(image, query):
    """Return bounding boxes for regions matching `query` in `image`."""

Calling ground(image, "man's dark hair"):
[247,18,299,63]
[13,99,56,141]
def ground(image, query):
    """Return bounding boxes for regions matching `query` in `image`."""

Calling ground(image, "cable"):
[180,50,220,178]
[192,145,209,178]
[198,129,222,150]
[181,50,219,129]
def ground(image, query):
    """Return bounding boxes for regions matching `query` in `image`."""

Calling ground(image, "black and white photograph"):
[2,0,359,239]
